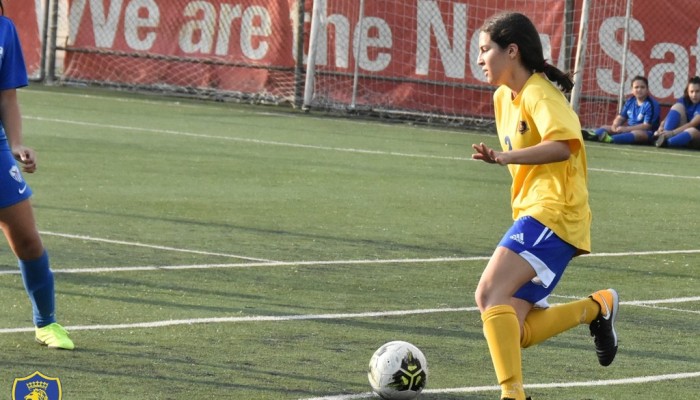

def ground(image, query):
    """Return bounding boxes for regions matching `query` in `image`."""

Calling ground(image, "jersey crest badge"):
[12,371,62,400]
[517,120,528,134]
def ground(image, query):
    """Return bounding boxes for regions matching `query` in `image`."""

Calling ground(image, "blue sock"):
[664,110,681,130]
[18,250,56,327]
[668,131,692,147]
[611,132,636,144]
[595,128,608,137]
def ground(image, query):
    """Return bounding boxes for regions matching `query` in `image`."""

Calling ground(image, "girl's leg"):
[521,289,620,367]
[663,103,687,131]
[0,200,54,325]
[520,298,600,348]
[476,247,536,400]
[0,200,74,349]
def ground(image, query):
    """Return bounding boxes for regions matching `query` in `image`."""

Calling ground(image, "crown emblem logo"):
[26,381,49,391]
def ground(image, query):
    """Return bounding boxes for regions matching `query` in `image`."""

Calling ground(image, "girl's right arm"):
[0,88,36,173]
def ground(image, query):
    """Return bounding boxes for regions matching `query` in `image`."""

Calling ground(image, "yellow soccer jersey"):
[493,73,591,254]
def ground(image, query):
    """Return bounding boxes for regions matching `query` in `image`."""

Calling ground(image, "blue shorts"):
[498,216,576,307]
[0,145,33,209]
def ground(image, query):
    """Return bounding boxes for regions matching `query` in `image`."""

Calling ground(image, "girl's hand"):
[12,145,37,173]
[472,142,506,165]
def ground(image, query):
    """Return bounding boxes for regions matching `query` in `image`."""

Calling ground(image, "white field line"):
[589,166,700,179]
[0,234,698,275]
[25,116,472,162]
[24,89,700,160]
[0,296,697,334]
[299,371,700,400]
[24,115,700,179]
[0,307,479,333]
[39,231,276,263]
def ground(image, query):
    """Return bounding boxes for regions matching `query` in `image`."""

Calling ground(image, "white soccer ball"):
[367,340,428,400]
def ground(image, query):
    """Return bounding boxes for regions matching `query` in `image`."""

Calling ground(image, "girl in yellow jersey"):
[471,12,619,400]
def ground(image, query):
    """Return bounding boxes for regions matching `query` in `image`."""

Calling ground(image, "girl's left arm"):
[475,140,570,166]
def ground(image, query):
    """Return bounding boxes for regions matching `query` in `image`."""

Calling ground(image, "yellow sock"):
[521,298,600,348]
[482,305,525,400]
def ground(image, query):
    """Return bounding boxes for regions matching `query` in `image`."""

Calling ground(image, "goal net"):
[53,0,637,129]
[303,0,629,129]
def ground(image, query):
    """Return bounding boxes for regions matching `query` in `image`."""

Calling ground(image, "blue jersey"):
[619,96,660,130]
[676,96,700,122]
[0,16,29,142]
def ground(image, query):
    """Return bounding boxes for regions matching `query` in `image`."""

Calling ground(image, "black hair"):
[630,75,648,87]
[0,1,4,16]
[683,76,700,103]
[481,12,574,93]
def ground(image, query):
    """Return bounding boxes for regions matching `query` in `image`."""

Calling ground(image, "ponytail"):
[541,62,574,93]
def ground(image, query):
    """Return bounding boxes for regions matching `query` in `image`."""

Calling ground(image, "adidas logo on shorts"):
[509,232,525,245]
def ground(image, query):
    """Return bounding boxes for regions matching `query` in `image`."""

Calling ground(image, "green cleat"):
[581,130,599,141]
[599,132,613,143]
[35,323,75,350]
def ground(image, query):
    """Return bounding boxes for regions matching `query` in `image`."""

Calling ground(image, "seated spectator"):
[654,76,700,148]
[584,76,660,144]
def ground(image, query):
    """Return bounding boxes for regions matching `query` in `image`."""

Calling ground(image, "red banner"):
[64,0,296,94]
[307,1,569,120]
[5,1,43,79]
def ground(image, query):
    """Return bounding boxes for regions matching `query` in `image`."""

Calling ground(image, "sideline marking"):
[40,231,275,262]
[24,115,700,179]
[0,307,479,333]
[25,116,472,162]
[0,296,697,334]
[299,371,700,400]
[23,90,700,160]
[1,240,699,275]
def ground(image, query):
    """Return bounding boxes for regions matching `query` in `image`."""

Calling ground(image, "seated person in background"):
[654,76,700,148]
[585,76,660,144]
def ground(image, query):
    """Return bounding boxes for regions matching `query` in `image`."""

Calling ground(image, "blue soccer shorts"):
[0,144,33,209]
[497,215,577,308]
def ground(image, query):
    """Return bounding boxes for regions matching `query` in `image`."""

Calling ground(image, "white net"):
[304,0,628,128]
[52,0,637,128]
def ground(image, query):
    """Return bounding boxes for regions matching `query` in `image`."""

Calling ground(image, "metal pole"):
[617,0,634,109]
[570,0,590,113]
[303,0,325,110]
[45,0,60,83]
[293,0,306,108]
[350,0,366,109]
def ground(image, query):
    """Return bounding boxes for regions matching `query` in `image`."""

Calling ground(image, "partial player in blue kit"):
[0,2,73,349]
[654,76,700,148]
[587,76,660,145]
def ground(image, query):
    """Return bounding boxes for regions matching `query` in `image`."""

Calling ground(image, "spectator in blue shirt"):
[654,76,700,148]
[586,76,660,145]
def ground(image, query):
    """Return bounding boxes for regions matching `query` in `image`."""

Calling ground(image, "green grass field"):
[0,85,698,399]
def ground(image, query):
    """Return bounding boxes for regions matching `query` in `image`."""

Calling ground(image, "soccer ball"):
[367,341,428,400]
